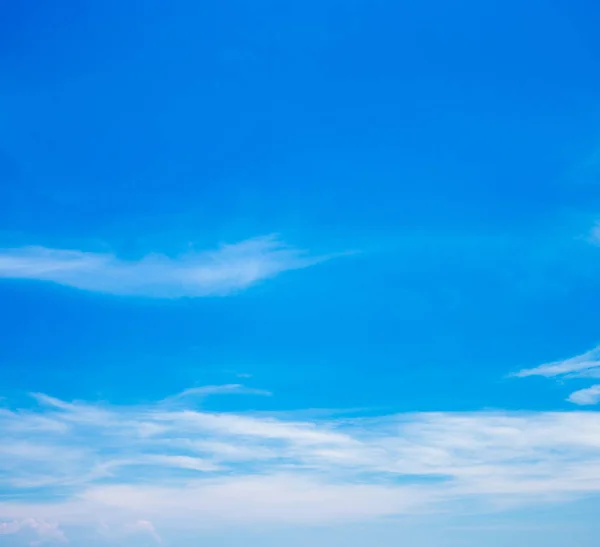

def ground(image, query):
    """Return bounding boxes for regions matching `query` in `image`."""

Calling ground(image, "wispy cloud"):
[2,388,600,543]
[0,519,67,545]
[162,384,272,404]
[567,385,600,406]
[513,345,600,406]
[513,345,600,379]
[129,520,162,544]
[0,235,332,298]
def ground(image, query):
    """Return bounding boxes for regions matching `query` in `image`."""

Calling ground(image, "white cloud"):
[3,389,600,544]
[128,520,162,544]
[513,345,600,378]
[0,519,67,544]
[568,385,600,406]
[0,521,22,535]
[513,345,600,406]
[0,235,331,297]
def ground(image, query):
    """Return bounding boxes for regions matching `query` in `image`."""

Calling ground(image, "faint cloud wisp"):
[513,345,600,405]
[0,235,332,298]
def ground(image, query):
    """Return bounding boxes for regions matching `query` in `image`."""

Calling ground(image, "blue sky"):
[1,0,600,545]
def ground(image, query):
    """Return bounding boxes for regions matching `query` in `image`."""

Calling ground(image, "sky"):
[1,0,600,545]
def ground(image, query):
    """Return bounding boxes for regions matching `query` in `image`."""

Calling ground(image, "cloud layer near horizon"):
[0,236,329,297]
[3,389,600,544]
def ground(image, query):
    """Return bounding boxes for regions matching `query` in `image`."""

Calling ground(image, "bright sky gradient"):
[1,0,600,545]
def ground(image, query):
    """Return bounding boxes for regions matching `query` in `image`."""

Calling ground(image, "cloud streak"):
[3,388,600,543]
[0,235,330,298]
[513,345,600,378]
[162,384,272,404]
[513,345,600,406]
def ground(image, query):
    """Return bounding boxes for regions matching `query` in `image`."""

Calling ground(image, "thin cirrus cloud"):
[512,345,600,406]
[512,345,600,379]
[0,235,333,298]
[3,387,600,544]
[162,384,273,403]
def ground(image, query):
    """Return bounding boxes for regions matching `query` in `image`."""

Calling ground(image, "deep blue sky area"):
[1,0,599,409]
[1,1,600,545]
